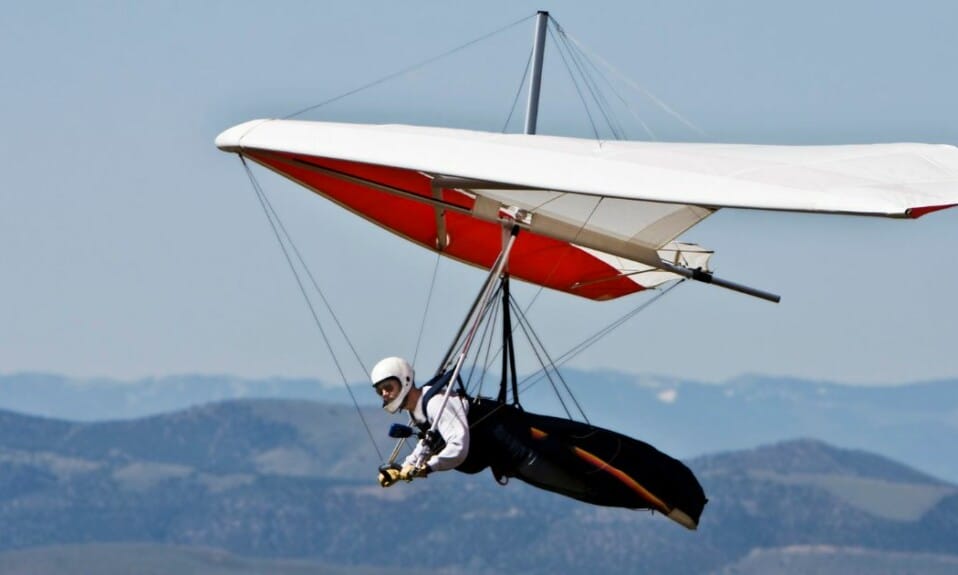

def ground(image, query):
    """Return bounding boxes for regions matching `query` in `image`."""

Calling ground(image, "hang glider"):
[216,118,958,530]
[215,10,958,531]
[217,119,958,302]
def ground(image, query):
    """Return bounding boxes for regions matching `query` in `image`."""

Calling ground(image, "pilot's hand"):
[399,463,430,481]
[378,466,401,488]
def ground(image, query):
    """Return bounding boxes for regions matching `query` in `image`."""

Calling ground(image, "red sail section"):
[907,203,958,219]
[244,150,645,301]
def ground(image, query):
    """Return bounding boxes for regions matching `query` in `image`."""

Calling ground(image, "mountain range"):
[3,370,956,482]
[1,399,956,574]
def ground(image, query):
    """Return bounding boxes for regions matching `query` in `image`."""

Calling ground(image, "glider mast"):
[524,10,549,135]
[491,11,547,408]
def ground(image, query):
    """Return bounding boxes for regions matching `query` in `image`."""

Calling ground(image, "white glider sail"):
[217,119,958,301]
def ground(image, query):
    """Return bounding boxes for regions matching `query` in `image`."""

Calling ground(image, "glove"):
[399,463,430,482]
[378,466,401,488]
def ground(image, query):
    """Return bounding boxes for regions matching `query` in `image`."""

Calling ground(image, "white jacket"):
[403,387,470,471]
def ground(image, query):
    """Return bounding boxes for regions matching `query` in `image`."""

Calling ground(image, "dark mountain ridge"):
[1,399,956,574]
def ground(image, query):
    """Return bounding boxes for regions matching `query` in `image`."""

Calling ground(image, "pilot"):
[371,356,470,486]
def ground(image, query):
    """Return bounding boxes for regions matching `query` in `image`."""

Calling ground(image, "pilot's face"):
[375,377,401,406]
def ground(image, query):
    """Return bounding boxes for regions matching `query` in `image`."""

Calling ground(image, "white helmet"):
[370,356,415,414]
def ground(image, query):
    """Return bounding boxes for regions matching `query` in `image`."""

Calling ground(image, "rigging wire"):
[519,279,685,395]
[546,23,601,141]
[283,13,536,120]
[466,291,501,398]
[250,172,369,377]
[240,157,383,461]
[551,21,623,140]
[509,294,584,422]
[509,292,588,421]
[562,29,657,140]
[564,35,630,141]
[560,27,709,139]
[412,252,442,367]
[519,195,605,316]
[502,47,534,133]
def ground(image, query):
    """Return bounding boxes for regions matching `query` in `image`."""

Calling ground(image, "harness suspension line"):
[498,276,521,406]
[240,157,383,461]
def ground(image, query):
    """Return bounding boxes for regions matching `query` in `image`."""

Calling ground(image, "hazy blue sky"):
[2,1,956,385]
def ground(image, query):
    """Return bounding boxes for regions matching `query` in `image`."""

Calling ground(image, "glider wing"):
[217,120,958,300]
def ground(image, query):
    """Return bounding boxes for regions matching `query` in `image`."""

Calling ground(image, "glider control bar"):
[263,153,780,303]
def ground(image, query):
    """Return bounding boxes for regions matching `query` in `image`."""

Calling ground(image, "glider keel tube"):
[665,263,781,303]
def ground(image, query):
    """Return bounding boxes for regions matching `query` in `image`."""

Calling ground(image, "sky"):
[2,1,957,386]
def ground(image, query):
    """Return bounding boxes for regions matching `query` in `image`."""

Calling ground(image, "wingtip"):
[214,119,272,153]
[905,203,958,219]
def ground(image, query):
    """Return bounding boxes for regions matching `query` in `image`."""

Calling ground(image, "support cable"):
[560,29,629,140]
[284,14,535,120]
[509,294,587,423]
[240,157,383,461]
[480,195,604,370]
[465,291,501,398]
[519,196,604,316]
[412,252,442,367]
[512,308,573,420]
[546,23,601,140]
[520,279,685,395]
[249,170,369,376]
[502,48,534,133]
[436,250,509,375]
[559,25,709,139]
[561,28,657,140]
[551,20,623,140]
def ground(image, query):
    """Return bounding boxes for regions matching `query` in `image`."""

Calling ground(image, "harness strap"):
[414,371,469,451]
[498,276,521,407]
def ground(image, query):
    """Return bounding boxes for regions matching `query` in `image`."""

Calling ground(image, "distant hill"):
[1,400,956,574]
[0,543,434,575]
[3,370,957,482]
[0,372,356,420]
[716,545,958,575]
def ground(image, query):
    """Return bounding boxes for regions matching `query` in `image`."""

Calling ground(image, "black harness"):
[411,371,468,454]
